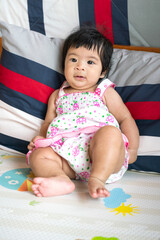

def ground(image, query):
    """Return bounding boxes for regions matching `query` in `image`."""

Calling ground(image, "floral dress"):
[28,79,129,183]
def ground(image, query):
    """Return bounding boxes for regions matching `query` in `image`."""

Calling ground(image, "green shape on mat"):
[92,237,119,240]
[29,200,40,206]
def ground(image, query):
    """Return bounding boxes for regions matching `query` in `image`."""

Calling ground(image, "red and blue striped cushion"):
[0,0,159,47]
[0,1,160,172]
[109,49,160,172]
[0,22,64,153]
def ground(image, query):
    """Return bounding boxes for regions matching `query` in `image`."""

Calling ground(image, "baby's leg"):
[88,126,125,198]
[29,147,75,197]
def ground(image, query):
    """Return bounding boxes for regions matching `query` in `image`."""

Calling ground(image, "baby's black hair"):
[62,26,113,76]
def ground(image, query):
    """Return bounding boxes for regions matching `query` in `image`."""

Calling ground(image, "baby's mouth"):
[74,75,85,79]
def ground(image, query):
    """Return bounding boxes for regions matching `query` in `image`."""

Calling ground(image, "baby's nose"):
[75,62,85,70]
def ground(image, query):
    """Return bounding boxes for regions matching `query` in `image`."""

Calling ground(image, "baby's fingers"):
[27,141,35,150]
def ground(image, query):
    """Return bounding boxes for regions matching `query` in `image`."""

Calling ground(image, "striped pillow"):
[0,23,160,173]
[0,21,64,153]
[0,0,160,47]
[109,49,160,173]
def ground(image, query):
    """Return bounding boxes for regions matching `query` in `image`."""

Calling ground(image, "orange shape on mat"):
[18,179,33,192]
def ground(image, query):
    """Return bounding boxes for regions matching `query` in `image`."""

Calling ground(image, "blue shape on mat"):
[0,168,31,190]
[103,188,131,208]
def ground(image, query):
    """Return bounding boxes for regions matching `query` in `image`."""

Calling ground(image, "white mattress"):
[0,150,160,240]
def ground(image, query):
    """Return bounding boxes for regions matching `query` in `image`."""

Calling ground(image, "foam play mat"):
[0,150,160,240]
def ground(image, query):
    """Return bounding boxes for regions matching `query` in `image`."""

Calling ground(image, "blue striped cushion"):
[109,49,160,173]
[0,0,159,47]
[0,1,160,172]
[0,22,64,154]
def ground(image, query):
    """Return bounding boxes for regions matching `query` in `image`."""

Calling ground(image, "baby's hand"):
[27,136,45,151]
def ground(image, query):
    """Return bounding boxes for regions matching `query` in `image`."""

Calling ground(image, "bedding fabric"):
[0,0,160,47]
[0,21,65,153]
[0,1,160,173]
[108,49,160,173]
[0,150,160,240]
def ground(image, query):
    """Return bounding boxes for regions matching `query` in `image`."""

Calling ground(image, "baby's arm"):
[27,89,59,151]
[104,87,139,164]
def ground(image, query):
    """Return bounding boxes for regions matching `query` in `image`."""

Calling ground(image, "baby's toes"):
[31,184,40,195]
[32,184,38,191]
[35,192,43,197]
[97,188,110,198]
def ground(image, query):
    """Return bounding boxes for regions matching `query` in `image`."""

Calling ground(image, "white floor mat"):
[0,150,160,240]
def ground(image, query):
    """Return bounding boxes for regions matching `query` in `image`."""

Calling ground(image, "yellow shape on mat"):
[27,179,33,191]
[2,155,24,159]
[110,203,140,216]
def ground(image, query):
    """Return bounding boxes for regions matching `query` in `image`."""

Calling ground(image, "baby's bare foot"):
[88,176,110,198]
[32,175,75,197]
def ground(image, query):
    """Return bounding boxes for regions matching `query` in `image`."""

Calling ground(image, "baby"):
[27,26,139,198]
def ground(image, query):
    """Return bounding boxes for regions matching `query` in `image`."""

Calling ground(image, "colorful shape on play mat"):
[92,237,119,240]
[1,155,25,160]
[29,200,40,206]
[103,188,131,208]
[110,203,140,216]
[0,168,33,191]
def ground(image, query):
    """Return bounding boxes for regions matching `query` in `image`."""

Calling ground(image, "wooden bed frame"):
[114,44,160,53]
[0,37,160,57]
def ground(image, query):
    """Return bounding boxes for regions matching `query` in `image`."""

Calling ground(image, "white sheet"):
[0,150,160,240]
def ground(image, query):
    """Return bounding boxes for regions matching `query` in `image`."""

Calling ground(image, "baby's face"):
[64,46,105,91]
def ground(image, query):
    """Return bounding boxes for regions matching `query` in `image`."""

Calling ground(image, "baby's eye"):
[70,58,77,62]
[87,60,94,65]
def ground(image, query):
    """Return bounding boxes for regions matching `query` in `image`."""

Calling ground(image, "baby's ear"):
[100,70,107,78]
